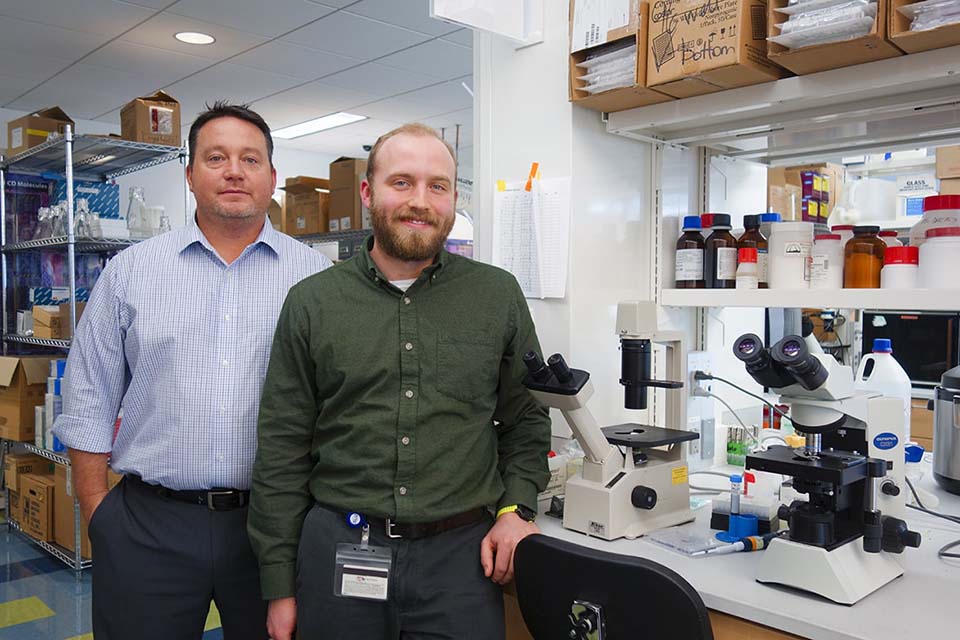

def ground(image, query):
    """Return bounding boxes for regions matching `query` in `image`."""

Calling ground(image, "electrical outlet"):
[687,416,701,457]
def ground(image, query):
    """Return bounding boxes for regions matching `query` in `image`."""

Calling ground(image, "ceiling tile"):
[304,0,355,7]
[0,74,40,106]
[0,0,156,36]
[421,107,472,129]
[231,41,363,80]
[84,41,212,85]
[244,99,328,130]
[0,16,110,62]
[119,0,173,8]
[168,0,337,38]
[282,12,430,60]
[8,82,129,121]
[320,64,437,100]
[344,0,459,36]
[395,80,473,117]
[274,81,379,113]
[121,12,268,59]
[355,97,441,124]
[165,63,305,107]
[440,28,473,47]
[0,49,78,82]
[377,39,472,80]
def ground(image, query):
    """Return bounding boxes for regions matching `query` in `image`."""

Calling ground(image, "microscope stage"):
[746,445,870,484]
[601,424,699,449]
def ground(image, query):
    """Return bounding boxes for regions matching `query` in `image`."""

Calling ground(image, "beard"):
[208,200,262,221]
[369,197,454,262]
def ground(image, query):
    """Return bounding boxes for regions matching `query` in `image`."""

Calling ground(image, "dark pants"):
[296,504,505,640]
[88,477,268,640]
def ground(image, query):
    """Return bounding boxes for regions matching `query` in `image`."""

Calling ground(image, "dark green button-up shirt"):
[248,238,552,599]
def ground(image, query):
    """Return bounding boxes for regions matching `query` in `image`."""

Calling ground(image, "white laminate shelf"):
[660,288,960,311]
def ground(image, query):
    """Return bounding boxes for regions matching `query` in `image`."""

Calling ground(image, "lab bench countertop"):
[537,464,958,640]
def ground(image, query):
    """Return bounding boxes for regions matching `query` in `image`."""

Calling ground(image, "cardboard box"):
[569,5,673,112]
[268,198,282,230]
[911,397,934,440]
[889,0,960,53]
[4,453,53,493]
[768,163,845,221]
[32,302,85,340]
[8,490,23,527]
[120,90,181,147]
[0,356,53,442]
[54,464,91,558]
[571,0,641,53]
[646,0,787,99]
[940,178,960,195]
[20,473,56,542]
[329,158,369,231]
[6,106,74,157]
[936,146,960,179]
[767,0,902,75]
[281,176,330,236]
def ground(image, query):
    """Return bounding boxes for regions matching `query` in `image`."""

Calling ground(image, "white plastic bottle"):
[856,338,912,442]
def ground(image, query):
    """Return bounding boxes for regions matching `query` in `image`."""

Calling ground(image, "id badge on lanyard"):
[334,518,393,601]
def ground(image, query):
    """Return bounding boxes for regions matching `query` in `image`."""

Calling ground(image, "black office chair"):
[514,534,713,639]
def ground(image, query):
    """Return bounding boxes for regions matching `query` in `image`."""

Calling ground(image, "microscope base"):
[757,537,903,605]
[562,461,694,541]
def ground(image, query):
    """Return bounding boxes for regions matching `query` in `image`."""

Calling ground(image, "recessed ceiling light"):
[175,31,215,45]
[271,112,367,139]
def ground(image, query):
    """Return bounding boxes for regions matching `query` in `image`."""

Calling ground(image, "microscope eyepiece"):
[732,334,796,389]
[733,334,762,362]
[523,351,551,382]
[771,335,828,391]
[547,353,574,383]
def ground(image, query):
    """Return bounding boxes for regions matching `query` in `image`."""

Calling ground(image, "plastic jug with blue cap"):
[856,338,912,442]
[904,443,940,508]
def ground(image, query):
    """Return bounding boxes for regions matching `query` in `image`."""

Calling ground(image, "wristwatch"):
[513,504,537,522]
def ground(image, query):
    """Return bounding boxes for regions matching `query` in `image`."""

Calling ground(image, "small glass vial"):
[675,215,705,289]
[738,214,769,288]
[878,230,902,247]
[704,213,737,289]
[736,247,759,289]
[880,246,919,290]
[808,233,844,290]
[844,225,886,288]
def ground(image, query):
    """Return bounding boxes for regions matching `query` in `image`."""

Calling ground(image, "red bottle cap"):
[700,213,715,228]
[926,226,960,239]
[831,224,855,231]
[923,195,960,212]
[738,247,758,263]
[815,233,841,241]
[884,246,919,265]
[878,230,899,238]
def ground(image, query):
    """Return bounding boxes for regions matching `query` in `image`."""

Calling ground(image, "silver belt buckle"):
[385,518,402,539]
[207,490,236,510]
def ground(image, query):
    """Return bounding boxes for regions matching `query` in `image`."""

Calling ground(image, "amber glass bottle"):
[844,225,886,288]
[675,215,705,289]
[738,214,769,289]
[704,213,737,289]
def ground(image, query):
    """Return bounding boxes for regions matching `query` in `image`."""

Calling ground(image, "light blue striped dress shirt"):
[54,220,332,490]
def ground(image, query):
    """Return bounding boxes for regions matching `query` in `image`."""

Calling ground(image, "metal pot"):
[933,365,960,495]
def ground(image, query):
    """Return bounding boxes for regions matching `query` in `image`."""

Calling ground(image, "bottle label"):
[716,247,737,280]
[758,249,769,284]
[783,241,811,258]
[675,249,703,281]
[806,254,829,282]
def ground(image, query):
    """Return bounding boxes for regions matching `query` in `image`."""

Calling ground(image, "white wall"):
[474,4,655,437]
[1,108,337,230]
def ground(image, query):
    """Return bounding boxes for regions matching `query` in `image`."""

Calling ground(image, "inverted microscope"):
[733,332,921,604]
[522,302,698,541]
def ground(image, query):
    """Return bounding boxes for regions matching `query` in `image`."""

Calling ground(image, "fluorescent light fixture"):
[175,31,215,45]
[271,112,367,139]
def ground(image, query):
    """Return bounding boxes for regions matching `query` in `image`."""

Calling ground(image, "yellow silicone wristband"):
[496,504,519,519]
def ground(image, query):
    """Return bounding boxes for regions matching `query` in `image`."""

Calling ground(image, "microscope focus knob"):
[777,504,793,523]
[881,516,922,554]
[881,481,901,497]
[631,485,658,510]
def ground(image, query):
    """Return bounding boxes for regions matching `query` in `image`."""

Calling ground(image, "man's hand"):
[78,490,110,525]
[267,597,297,640]
[480,512,539,585]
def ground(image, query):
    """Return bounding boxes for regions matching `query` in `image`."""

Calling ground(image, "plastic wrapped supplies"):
[899,0,960,32]
[575,40,636,94]
[771,0,878,49]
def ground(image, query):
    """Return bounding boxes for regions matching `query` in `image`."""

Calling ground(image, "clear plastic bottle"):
[704,213,737,289]
[675,215,705,289]
[735,247,758,289]
[878,230,902,247]
[856,338,912,442]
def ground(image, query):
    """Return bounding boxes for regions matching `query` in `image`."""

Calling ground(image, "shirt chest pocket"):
[435,331,502,404]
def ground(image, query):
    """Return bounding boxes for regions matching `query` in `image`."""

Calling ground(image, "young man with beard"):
[249,123,551,640]
[54,102,332,639]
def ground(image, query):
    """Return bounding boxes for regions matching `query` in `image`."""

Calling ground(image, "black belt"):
[352,507,489,540]
[126,475,250,511]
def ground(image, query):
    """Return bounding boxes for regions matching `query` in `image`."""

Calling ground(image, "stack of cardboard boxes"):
[937,146,960,195]
[0,356,53,443]
[767,163,844,223]
[277,158,370,237]
[280,176,330,236]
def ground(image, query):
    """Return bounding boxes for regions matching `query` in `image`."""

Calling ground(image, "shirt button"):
[222,359,229,367]
[224,313,231,321]
[404,342,413,351]
[404,389,415,399]
[399,486,408,496]
[401,436,410,446]
[216,454,225,462]
[431,274,437,281]
[403,297,411,305]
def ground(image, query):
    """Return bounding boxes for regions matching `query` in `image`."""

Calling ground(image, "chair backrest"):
[514,534,713,640]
